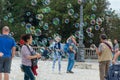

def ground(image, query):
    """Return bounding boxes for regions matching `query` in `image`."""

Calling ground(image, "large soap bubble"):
[68,9,74,16]
[53,18,60,25]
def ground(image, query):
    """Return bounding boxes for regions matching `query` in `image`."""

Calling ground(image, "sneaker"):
[69,71,74,73]
[66,71,71,73]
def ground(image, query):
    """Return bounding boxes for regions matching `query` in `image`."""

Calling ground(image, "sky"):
[108,0,120,11]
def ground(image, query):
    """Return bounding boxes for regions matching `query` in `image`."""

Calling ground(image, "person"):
[113,39,119,55]
[0,26,16,80]
[95,34,112,80]
[21,34,41,80]
[42,47,49,60]
[51,36,62,74]
[66,35,77,73]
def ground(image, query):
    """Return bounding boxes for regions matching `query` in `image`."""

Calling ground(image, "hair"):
[100,34,107,40]
[21,34,32,42]
[2,26,9,32]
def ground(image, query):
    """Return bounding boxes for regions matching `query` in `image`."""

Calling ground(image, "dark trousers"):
[22,65,35,80]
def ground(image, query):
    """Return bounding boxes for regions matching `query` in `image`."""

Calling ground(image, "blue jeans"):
[22,65,35,80]
[52,51,61,72]
[67,53,75,71]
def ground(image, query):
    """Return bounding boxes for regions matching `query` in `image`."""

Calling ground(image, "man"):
[96,34,112,80]
[0,26,16,80]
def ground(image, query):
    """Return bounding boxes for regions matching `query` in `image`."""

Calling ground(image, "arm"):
[112,51,120,64]
[96,48,102,56]
[12,47,16,58]
[96,43,102,56]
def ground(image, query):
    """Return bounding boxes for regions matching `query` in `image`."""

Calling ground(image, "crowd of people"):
[1,26,120,80]
[0,26,78,80]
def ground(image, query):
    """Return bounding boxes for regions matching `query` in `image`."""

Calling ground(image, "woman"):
[51,36,62,74]
[21,34,41,80]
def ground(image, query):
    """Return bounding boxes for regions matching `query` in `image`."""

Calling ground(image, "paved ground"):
[5,57,100,80]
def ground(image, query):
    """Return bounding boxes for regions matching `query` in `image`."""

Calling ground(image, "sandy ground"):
[2,57,100,80]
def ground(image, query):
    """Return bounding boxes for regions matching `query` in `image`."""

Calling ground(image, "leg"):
[4,58,12,80]
[22,65,35,80]
[4,73,9,80]
[99,61,106,80]
[58,56,61,72]
[68,53,75,71]
[67,56,71,72]
[0,73,2,80]
[52,53,57,71]
[105,61,110,78]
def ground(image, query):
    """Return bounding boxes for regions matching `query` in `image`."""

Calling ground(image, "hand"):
[36,53,41,58]
[0,52,3,57]
[112,60,116,64]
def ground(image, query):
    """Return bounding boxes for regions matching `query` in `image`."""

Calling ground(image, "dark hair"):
[21,34,32,42]
[100,34,107,40]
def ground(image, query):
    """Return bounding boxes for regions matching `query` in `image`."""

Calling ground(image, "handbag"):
[25,44,38,67]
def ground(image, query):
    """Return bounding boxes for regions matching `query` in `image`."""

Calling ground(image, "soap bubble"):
[67,3,72,8]
[30,26,35,31]
[31,0,37,6]
[9,18,14,23]
[3,16,8,21]
[43,23,49,30]
[26,12,31,16]
[42,7,51,13]
[36,14,44,20]
[100,28,104,32]
[21,22,26,27]
[88,32,94,38]
[95,25,100,30]
[96,18,102,25]
[86,27,92,33]
[26,28,31,34]
[53,18,60,25]
[78,0,82,4]
[68,9,74,16]
[26,23,32,28]
[75,23,79,28]
[39,21,44,26]
[65,19,69,24]
[42,0,51,5]
[90,14,96,20]
[74,13,79,18]
[29,18,33,22]
[35,29,42,36]
[92,4,97,11]
[90,44,97,50]
[8,13,12,17]
[90,19,96,25]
